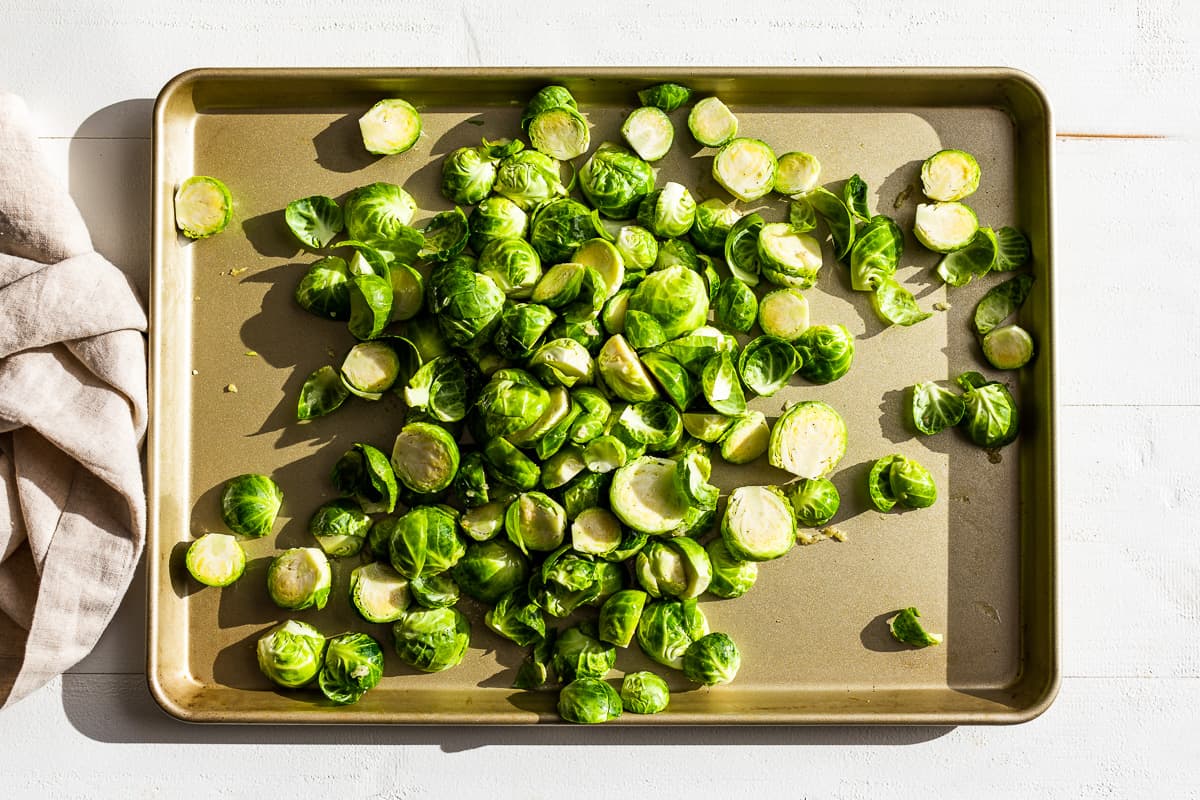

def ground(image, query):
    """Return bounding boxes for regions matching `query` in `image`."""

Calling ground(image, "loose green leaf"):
[871,278,931,327]
[285,195,344,249]
[910,381,966,435]
[973,274,1035,336]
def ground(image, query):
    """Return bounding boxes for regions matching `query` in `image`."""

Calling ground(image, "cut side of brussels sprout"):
[220,473,283,538]
[982,324,1036,370]
[185,533,246,587]
[913,202,979,253]
[528,106,591,161]
[267,547,332,611]
[510,386,573,449]
[721,485,795,562]
[174,175,233,239]
[768,400,847,479]
[349,562,411,624]
[257,620,325,689]
[774,151,822,196]
[757,288,810,341]
[460,502,506,542]
[597,334,660,403]
[719,411,770,465]
[682,412,735,443]
[921,149,981,202]
[572,238,625,299]
[622,107,674,162]
[506,492,567,554]
[340,341,400,399]
[285,195,343,249]
[541,444,587,490]
[390,422,460,494]
[713,138,777,202]
[529,338,594,388]
[610,456,688,534]
[571,507,623,556]
[889,606,943,647]
[757,222,823,290]
[359,98,422,155]
[309,499,370,557]
[688,97,739,147]
[583,435,629,474]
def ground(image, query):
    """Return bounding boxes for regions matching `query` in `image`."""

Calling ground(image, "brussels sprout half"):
[296,365,347,421]
[635,537,712,599]
[757,288,810,342]
[359,98,421,155]
[921,149,981,202]
[340,340,401,400]
[957,371,1019,448]
[713,277,758,334]
[713,138,777,202]
[638,82,692,112]
[622,107,674,162]
[982,324,1036,370]
[318,632,385,706]
[738,336,800,398]
[637,182,696,239]
[220,473,283,538]
[295,255,352,321]
[758,222,823,290]
[914,202,979,253]
[768,400,847,479]
[505,492,567,555]
[688,97,738,147]
[889,456,938,509]
[597,335,660,403]
[309,499,371,558]
[621,671,670,714]
[528,106,590,161]
[794,324,855,385]
[719,410,770,465]
[390,422,460,495]
[257,620,325,689]
[774,151,822,196]
[174,175,233,239]
[705,538,758,599]
[636,599,708,669]
[910,381,966,436]
[572,238,625,300]
[721,485,796,562]
[185,533,246,587]
[868,454,901,512]
[610,455,688,534]
[386,505,466,579]
[267,547,332,611]
[348,562,411,624]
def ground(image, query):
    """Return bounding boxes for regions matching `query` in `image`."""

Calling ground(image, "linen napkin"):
[0,93,148,708]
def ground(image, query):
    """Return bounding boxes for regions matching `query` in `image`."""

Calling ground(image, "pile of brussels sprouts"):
[180,81,1035,718]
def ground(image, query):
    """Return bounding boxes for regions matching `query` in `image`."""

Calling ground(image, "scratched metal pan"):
[148,67,1056,724]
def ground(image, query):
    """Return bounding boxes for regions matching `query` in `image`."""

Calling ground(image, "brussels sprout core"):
[920,149,981,202]
[358,98,422,155]
[768,400,848,479]
[757,223,822,289]
[913,202,980,253]
[349,562,411,624]
[174,176,233,239]
[340,341,401,398]
[713,138,778,202]
[528,107,591,161]
[185,533,246,587]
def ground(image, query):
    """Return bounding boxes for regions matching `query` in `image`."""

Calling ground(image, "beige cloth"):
[0,93,147,707]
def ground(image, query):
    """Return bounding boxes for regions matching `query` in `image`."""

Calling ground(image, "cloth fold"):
[0,92,147,708]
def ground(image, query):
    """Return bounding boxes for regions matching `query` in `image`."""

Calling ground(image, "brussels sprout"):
[494,149,568,210]
[701,351,746,416]
[401,355,470,424]
[887,456,937,509]
[805,186,856,261]
[317,632,385,706]
[468,195,528,253]
[614,225,659,273]
[788,196,818,232]
[937,226,998,287]
[983,324,1036,370]
[358,98,421,155]
[446,538,527,605]
[395,315,452,363]
[687,199,738,257]
[711,277,757,334]
[794,324,855,385]
[256,620,325,689]
[721,485,795,562]
[712,137,777,202]
[867,454,901,512]
[718,411,770,465]
[757,222,823,290]
[688,97,738,147]
[490,302,552,361]
[561,470,612,519]
[393,606,471,673]
[842,173,870,221]
[583,434,628,473]
[620,106,674,162]
[620,671,670,714]
[174,175,233,239]
[637,182,696,239]
[294,255,351,321]
[914,202,979,253]
[408,573,460,609]
[574,144,654,220]
[220,473,283,538]
[553,624,616,682]
[483,437,541,490]
[534,395,583,461]
[539,549,605,617]
[568,506,623,556]
[504,492,566,554]
[872,277,932,327]
[628,265,709,341]
[737,336,800,398]
[788,477,840,527]
[672,450,718,509]
[429,267,505,347]
[754,288,809,343]
[386,505,465,579]
[341,240,390,277]
[683,412,735,443]
[346,273,393,341]
[185,532,246,587]
[974,274,1035,336]
[993,226,1032,272]
[528,337,594,388]
[418,207,470,263]
[521,85,579,128]
[348,562,410,624]
[638,82,692,111]
[774,151,822,196]
[528,198,598,264]
[636,351,697,412]
[636,599,707,669]
[921,148,981,202]
[460,502,507,542]
[850,215,903,291]
[331,442,397,514]
[682,632,740,685]
[721,211,763,286]
[440,145,498,205]
[594,589,647,648]
[267,547,332,611]
[483,587,544,648]
[610,455,688,534]
[768,400,847,479]
[308,499,370,557]
[636,537,712,599]
[339,341,400,400]
[957,371,1020,447]
[387,263,424,323]
[910,381,966,435]
[343,182,417,245]
[296,365,350,421]
[558,678,623,724]
[615,400,684,454]
[655,326,733,376]
[889,606,944,647]
[513,630,557,690]
[285,195,343,249]
[543,445,586,494]
[565,387,610,444]
[390,422,460,495]
[705,538,758,599]
[622,309,665,351]
[597,334,659,403]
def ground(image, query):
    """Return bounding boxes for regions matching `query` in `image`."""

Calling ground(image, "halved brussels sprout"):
[937,227,998,286]
[529,198,599,265]
[343,182,417,244]
[701,351,747,416]
[738,336,800,398]
[636,598,707,669]
[529,338,594,388]
[914,202,979,253]
[285,195,343,249]
[843,173,870,220]
[403,355,472,424]
[359,98,421,155]
[610,455,688,534]
[522,85,578,127]
[637,182,696,239]
[485,587,546,647]
[348,562,410,624]
[957,371,1019,447]
[713,137,777,202]
[542,444,586,492]
[691,198,741,255]
[638,82,692,111]
[974,274,1035,336]
[535,395,583,461]
[636,537,712,599]
[682,632,740,685]
[508,385,572,449]
[571,507,624,556]
[553,624,616,682]
[718,410,770,465]
[850,215,903,291]
[621,671,670,714]
[583,434,628,473]
[868,454,901,512]
[483,437,541,490]
[921,149,981,202]
[639,351,700,413]
[616,400,683,453]
[528,106,590,161]
[628,265,709,340]
[705,538,758,599]
[174,175,233,239]
[624,310,666,351]
[774,151,821,196]
[993,226,1032,272]
[468,195,528,254]
[890,606,943,647]
[656,326,734,375]
[390,422,460,494]
[622,107,674,161]
[597,334,660,403]
[788,477,840,527]
[387,262,424,322]
[506,492,567,554]
[910,381,966,435]
[598,589,648,648]
[346,273,393,341]
[220,473,283,538]
[756,288,810,342]
[494,149,568,211]
[805,186,856,261]
[308,499,370,557]
[682,412,735,443]
[340,341,400,399]
[794,324,855,385]
[558,677,623,724]
[568,387,612,444]
[295,255,351,320]
[460,502,507,542]
[688,97,738,147]
[429,267,505,347]
[185,533,246,587]
[614,225,659,272]
[889,456,937,509]
[982,324,1036,370]
[572,238,625,299]
[713,277,758,334]
[410,572,460,609]
[578,143,656,219]
[318,632,384,705]
[493,302,555,361]
[768,400,847,479]
[393,606,471,673]
[267,547,332,611]
[257,620,324,689]
[331,442,397,514]
[758,222,823,290]
[721,485,795,562]
[539,549,604,616]
[386,505,465,579]
[441,144,498,205]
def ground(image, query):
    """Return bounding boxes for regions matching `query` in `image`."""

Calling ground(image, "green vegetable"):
[386,505,466,579]
[441,143,498,205]
[285,195,343,249]
[889,607,943,647]
[390,422,460,495]
[346,273,392,340]
[343,182,417,244]
[794,324,855,384]
[340,340,401,399]
[529,338,595,387]
[701,351,746,416]
[871,278,932,327]
[429,265,505,347]
[220,473,283,538]
[768,400,847,479]
[529,198,600,264]
[308,499,371,557]
[185,533,246,587]
[805,187,856,261]
[867,454,900,512]
[558,678,622,724]
[713,277,758,333]
[688,97,738,148]
[718,411,770,464]
[572,238,625,299]
[844,173,870,220]
[622,107,674,161]
[348,562,410,624]
[774,151,821,196]
[409,573,460,609]
[613,225,659,272]
[609,455,688,534]
[553,624,616,682]
[528,105,591,161]
[522,86,579,128]
[256,620,324,689]
[404,354,473,423]
[957,371,1019,447]
[295,256,351,320]
[636,598,708,669]
[638,82,692,111]
[637,182,696,239]
[705,538,758,599]
[174,175,233,239]
[621,671,670,714]
[468,195,528,253]
[483,437,541,490]
[578,143,656,220]
[921,149,980,202]
[636,537,711,599]
[452,539,529,605]
[330,442,398,514]
[583,434,628,473]
[393,606,471,672]
[889,456,937,509]
[910,381,966,435]
[712,137,776,201]
[485,587,546,646]
[494,149,568,211]
[721,485,795,561]
[505,492,567,554]
[737,336,800,397]
[267,547,332,611]
[318,632,384,705]
[788,196,817,232]
[937,227,998,286]
[913,201,979,253]
[758,222,823,289]
[974,274,1035,336]
[419,207,470,262]
[850,216,903,291]
[993,226,1032,271]
[724,212,764,285]
[597,334,660,403]
[682,412,734,443]
[757,288,809,341]
[682,632,741,685]
[459,502,506,543]
[982,324,1036,370]
[598,589,648,647]
[358,98,421,155]
[788,477,840,527]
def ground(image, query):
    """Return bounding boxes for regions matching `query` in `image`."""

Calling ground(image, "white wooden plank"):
[0,0,1196,138]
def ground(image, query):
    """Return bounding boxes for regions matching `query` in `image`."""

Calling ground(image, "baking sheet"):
[148,68,1056,723]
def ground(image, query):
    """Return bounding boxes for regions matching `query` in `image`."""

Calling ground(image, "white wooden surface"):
[3,0,1200,796]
